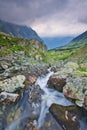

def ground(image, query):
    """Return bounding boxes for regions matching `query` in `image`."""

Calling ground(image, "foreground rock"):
[48,61,79,92]
[48,74,66,92]
[0,92,19,102]
[50,104,80,130]
[0,75,25,92]
[28,75,37,84]
[63,77,87,110]
[50,61,87,110]
[0,51,48,80]
[51,61,79,74]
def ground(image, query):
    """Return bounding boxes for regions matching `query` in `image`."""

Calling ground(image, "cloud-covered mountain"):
[0,0,87,36]
[0,19,42,41]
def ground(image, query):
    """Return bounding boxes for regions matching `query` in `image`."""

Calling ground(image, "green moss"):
[0,32,87,66]
[0,33,47,64]
[41,49,74,65]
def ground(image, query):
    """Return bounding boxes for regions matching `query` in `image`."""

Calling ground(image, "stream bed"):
[0,69,87,130]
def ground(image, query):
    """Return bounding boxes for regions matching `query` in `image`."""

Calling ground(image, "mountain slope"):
[45,31,87,65]
[65,31,87,48]
[0,32,47,59]
[58,31,87,49]
[0,19,42,41]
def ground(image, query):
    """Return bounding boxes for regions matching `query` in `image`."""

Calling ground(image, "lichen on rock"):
[0,75,26,92]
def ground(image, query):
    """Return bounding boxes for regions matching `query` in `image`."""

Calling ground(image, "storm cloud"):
[0,0,87,36]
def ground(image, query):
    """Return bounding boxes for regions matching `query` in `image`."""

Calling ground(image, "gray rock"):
[0,75,26,92]
[63,77,87,110]
[51,61,87,110]
[0,92,19,102]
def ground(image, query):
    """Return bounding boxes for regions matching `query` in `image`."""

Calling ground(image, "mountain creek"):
[0,57,87,130]
[0,20,87,130]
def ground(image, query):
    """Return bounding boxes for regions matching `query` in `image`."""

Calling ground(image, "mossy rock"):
[0,75,26,92]
[64,62,79,70]
[63,77,87,110]
[72,70,87,77]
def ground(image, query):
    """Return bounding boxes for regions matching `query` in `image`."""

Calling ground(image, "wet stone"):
[49,104,80,130]
[48,75,66,92]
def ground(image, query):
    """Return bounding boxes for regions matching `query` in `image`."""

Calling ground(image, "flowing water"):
[35,70,73,128]
[2,69,87,130]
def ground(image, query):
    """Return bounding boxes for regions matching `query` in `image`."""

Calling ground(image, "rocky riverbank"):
[48,61,87,110]
[0,51,48,130]
[47,60,87,130]
[0,49,87,130]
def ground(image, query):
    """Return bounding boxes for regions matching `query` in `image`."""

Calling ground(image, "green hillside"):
[58,31,87,49]
[0,32,47,61]
[0,31,87,66]
[45,31,87,65]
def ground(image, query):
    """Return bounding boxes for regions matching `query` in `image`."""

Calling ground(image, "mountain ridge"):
[0,19,42,41]
[57,31,87,50]
[60,31,87,48]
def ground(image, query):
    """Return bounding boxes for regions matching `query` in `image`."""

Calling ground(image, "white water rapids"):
[35,70,73,128]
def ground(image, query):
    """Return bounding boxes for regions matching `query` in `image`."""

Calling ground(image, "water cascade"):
[35,70,73,128]
[5,69,87,130]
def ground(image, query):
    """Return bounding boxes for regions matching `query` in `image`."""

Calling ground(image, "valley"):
[0,20,87,130]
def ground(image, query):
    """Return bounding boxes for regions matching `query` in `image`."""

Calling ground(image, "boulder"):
[28,75,37,84]
[49,61,87,110]
[49,104,80,130]
[52,61,79,76]
[48,75,66,92]
[0,92,19,102]
[64,62,79,70]
[0,75,26,92]
[63,77,87,110]
[0,62,9,70]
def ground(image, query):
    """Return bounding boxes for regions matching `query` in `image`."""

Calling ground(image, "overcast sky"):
[0,0,87,37]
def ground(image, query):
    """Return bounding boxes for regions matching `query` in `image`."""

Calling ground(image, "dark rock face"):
[48,75,66,92]
[49,104,80,130]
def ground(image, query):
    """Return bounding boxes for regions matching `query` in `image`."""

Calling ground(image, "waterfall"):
[35,70,73,128]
